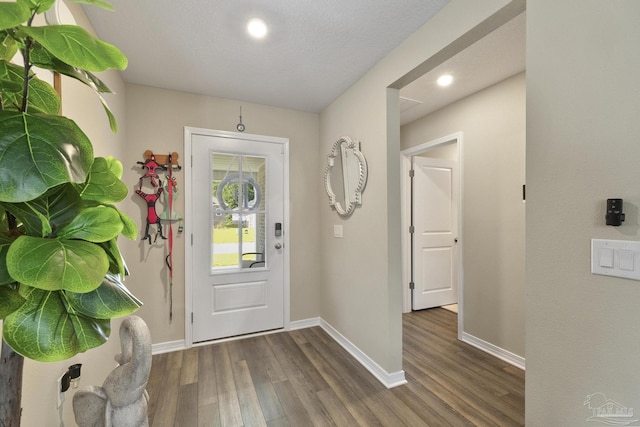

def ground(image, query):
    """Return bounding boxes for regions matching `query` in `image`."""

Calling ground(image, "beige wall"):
[319,0,512,374]
[526,1,640,424]
[401,72,526,357]
[123,84,322,344]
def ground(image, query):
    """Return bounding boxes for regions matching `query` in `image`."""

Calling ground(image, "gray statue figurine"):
[73,316,152,427]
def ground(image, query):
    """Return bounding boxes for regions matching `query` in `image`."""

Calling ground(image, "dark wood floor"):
[146,308,524,426]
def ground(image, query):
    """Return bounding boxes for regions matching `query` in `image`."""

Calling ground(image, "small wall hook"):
[237,106,245,132]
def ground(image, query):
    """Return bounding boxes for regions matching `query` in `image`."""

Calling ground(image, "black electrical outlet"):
[60,363,82,393]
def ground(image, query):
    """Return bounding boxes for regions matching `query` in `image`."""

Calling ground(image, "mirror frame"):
[324,136,368,216]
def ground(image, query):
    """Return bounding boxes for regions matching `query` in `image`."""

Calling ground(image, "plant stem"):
[20,41,31,113]
[0,340,24,427]
[20,13,36,113]
[0,212,23,427]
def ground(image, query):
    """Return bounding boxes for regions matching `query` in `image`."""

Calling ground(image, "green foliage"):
[20,26,127,72]
[0,2,31,32]
[0,0,140,362]
[3,286,112,362]
[213,180,256,226]
[0,61,60,113]
[75,156,128,203]
[0,112,93,203]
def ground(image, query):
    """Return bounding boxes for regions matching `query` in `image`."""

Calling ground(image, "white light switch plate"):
[333,225,343,238]
[591,239,640,280]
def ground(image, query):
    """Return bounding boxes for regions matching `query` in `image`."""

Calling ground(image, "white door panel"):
[412,156,458,310]
[189,132,285,342]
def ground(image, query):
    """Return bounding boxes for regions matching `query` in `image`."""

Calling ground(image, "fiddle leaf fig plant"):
[0,0,140,424]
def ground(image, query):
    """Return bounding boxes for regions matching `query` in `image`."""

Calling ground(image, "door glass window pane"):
[211,153,266,271]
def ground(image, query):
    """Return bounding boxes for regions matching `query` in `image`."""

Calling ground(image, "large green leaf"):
[0,233,14,285]
[96,90,117,132]
[0,111,94,203]
[0,60,61,114]
[104,155,123,178]
[65,273,141,319]
[0,33,18,62]
[99,238,124,276]
[76,156,127,203]
[37,0,56,12]
[21,0,55,13]
[21,25,127,72]
[0,200,52,237]
[30,44,113,93]
[6,235,108,292]
[28,46,119,131]
[3,286,110,361]
[57,206,123,242]
[0,72,22,102]
[0,283,25,319]
[1,183,82,237]
[22,77,60,115]
[0,2,31,31]
[116,208,137,240]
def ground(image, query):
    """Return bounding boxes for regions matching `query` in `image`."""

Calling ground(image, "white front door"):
[188,130,286,342]
[412,156,458,310]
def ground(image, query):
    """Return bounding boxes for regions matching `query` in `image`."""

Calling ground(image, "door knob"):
[275,243,282,250]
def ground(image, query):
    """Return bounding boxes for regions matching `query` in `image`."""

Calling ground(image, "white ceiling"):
[399,12,525,125]
[82,0,450,113]
[82,2,525,124]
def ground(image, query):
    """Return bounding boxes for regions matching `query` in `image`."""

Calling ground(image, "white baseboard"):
[152,318,408,388]
[305,318,407,389]
[152,340,186,355]
[289,317,322,330]
[150,323,522,385]
[460,332,525,370]
[290,317,406,388]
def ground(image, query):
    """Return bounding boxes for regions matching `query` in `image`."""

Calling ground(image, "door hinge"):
[191,233,193,246]
[191,312,194,323]
[191,155,193,167]
[409,225,415,234]
[409,282,415,290]
[409,169,415,178]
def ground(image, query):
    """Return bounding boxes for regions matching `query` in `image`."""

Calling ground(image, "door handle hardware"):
[275,243,282,250]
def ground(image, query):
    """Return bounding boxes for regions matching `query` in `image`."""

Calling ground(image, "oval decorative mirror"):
[324,136,368,216]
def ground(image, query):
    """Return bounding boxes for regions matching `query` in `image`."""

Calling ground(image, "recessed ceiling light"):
[437,74,454,87]
[247,18,268,39]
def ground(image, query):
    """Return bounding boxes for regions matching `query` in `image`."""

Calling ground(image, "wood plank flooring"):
[147,308,524,426]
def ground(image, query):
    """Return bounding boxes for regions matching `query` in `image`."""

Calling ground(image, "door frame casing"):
[183,127,291,348]
[400,132,463,338]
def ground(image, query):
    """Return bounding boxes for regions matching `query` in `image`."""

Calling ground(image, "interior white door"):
[190,132,285,342]
[412,156,458,310]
